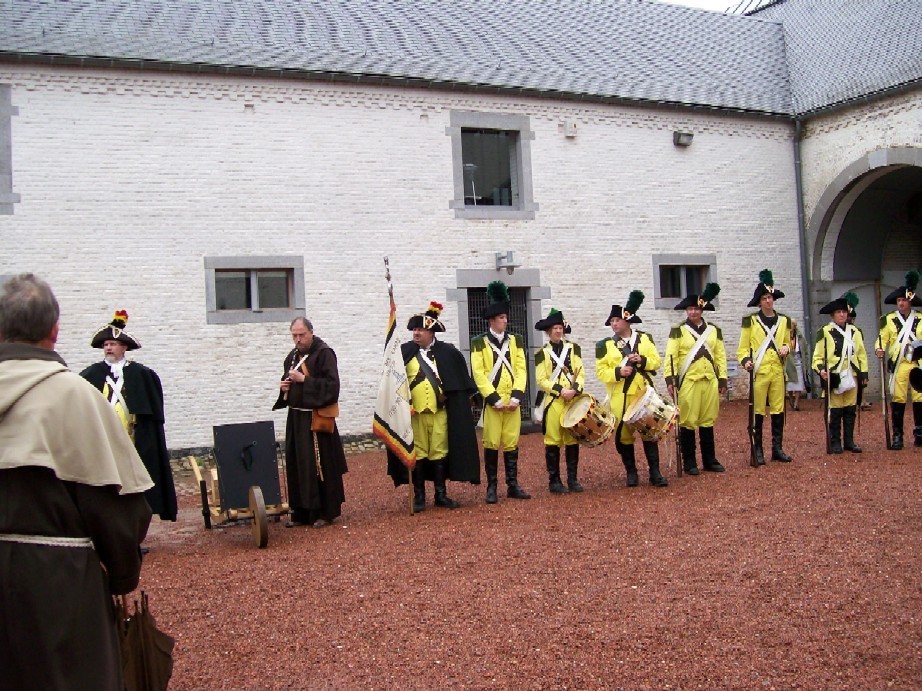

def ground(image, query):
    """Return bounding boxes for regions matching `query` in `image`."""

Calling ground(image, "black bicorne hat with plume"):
[482,281,511,320]
[407,301,446,332]
[535,308,571,334]
[674,282,720,311]
[747,269,786,308]
[90,309,142,350]
[820,290,859,315]
[604,290,644,325]
[883,270,922,306]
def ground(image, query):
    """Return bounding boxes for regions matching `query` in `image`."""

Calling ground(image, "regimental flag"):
[373,296,416,469]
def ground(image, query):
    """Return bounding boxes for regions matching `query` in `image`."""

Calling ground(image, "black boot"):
[699,426,724,472]
[617,441,639,487]
[753,414,765,465]
[433,459,459,509]
[412,462,426,513]
[770,414,792,462]
[828,408,843,454]
[504,449,531,499]
[565,445,584,492]
[891,402,905,450]
[679,427,699,475]
[913,403,922,447]
[842,405,861,453]
[643,441,669,487]
[484,448,499,504]
[546,446,568,494]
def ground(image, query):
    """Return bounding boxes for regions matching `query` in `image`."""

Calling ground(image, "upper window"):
[1,85,21,215]
[205,256,305,324]
[448,111,538,220]
[652,254,717,309]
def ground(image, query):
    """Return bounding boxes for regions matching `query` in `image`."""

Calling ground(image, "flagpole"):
[384,257,416,516]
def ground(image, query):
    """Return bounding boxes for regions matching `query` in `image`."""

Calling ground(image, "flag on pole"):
[373,291,416,469]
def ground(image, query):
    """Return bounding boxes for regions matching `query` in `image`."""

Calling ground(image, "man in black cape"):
[80,310,177,521]
[273,317,348,528]
[386,301,480,511]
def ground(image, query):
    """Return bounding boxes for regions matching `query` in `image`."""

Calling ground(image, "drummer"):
[596,291,669,487]
[534,308,585,493]
[664,283,728,475]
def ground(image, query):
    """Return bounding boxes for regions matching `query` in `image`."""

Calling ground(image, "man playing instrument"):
[1,274,152,691]
[596,290,669,487]
[385,301,480,511]
[736,269,794,464]
[665,283,728,475]
[273,317,348,528]
[534,308,585,494]
[470,281,530,504]
[813,292,868,454]
[80,309,177,523]
[875,270,922,449]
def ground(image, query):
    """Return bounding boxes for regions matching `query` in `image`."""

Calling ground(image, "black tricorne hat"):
[90,309,142,350]
[407,301,446,332]
[883,270,922,306]
[674,282,720,311]
[820,291,859,316]
[535,308,571,333]
[482,281,511,320]
[747,269,785,308]
[604,290,644,325]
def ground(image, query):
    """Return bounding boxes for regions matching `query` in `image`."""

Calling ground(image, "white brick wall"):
[0,66,803,447]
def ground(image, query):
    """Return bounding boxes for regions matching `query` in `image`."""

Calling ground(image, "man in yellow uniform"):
[387,301,480,511]
[737,270,794,464]
[470,281,530,504]
[875,270,922,449]
[812,292,868,454]
[665,283,728,475]
[597,291,668,487]
[534,308,585,493]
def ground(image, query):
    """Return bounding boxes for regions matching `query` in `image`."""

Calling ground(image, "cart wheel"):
[249,486,269,549]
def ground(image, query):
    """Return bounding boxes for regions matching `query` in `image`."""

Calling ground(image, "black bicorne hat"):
[820,291,859,316]
[747,269,785,308]
[90,310,142,350]
[604,290,644,325]
[482,281,511,320]
[883,270,922,306]
[407,301,446,332]
[674,282,720,311]
[535,308,571,333]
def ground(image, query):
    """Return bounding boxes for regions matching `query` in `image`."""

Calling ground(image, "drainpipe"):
[793,118,815,385]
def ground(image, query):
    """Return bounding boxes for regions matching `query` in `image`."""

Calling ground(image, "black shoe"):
[684,465,700,476]
[507,484,531,499]
[650,472,669,487]
[703,461,725,472]
[139,546,151,554]
[549,479,569,494]
[891,432,903,450]
[285,520,309,528]
[830,440,843,454]
[625,472,639,487]
[485,483,498,504]
[844,442,862,453]
[568,479,585,493]
[312,519,329,529]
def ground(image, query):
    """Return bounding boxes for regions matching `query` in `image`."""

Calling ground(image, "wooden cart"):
[190,421,288,548]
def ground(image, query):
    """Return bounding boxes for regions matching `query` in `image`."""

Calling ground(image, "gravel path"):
[142,398,921,689]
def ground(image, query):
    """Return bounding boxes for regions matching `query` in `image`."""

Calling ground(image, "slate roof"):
[752,0,922,115]
[1,1,919,118]
[0,0,793,115]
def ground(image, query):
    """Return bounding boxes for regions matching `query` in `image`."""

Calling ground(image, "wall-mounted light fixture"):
[495,250,522,275]
[673,131,694,147]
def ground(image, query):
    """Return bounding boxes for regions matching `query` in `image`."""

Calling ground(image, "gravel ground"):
[142,398,921,689]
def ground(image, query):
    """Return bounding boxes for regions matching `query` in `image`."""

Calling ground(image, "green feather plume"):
[758,269,774,286]
[625,290,644,314]
[844,291,859,309]
[487,280,510,304]
[549,308,561,316]
[906,270,920,292]
[701,282,720,303]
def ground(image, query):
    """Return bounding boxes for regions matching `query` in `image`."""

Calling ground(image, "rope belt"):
[0,534,94,548]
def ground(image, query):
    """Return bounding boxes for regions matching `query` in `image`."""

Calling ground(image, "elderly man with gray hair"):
[0,273,152,691]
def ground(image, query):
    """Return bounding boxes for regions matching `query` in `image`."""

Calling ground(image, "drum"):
[560,394,616,447]
[623,386,678,442]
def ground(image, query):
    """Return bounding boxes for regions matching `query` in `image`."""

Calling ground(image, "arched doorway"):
[809,147,922,398]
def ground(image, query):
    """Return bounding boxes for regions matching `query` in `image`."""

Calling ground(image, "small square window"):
[205,257,305,324]
[652,255,717,309]
[448,111,538,220]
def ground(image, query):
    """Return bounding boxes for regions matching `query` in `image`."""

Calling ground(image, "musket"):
[880,354,893,450]
[670,354,682,478]
[748,348,757,467]
[824,336,832,454]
